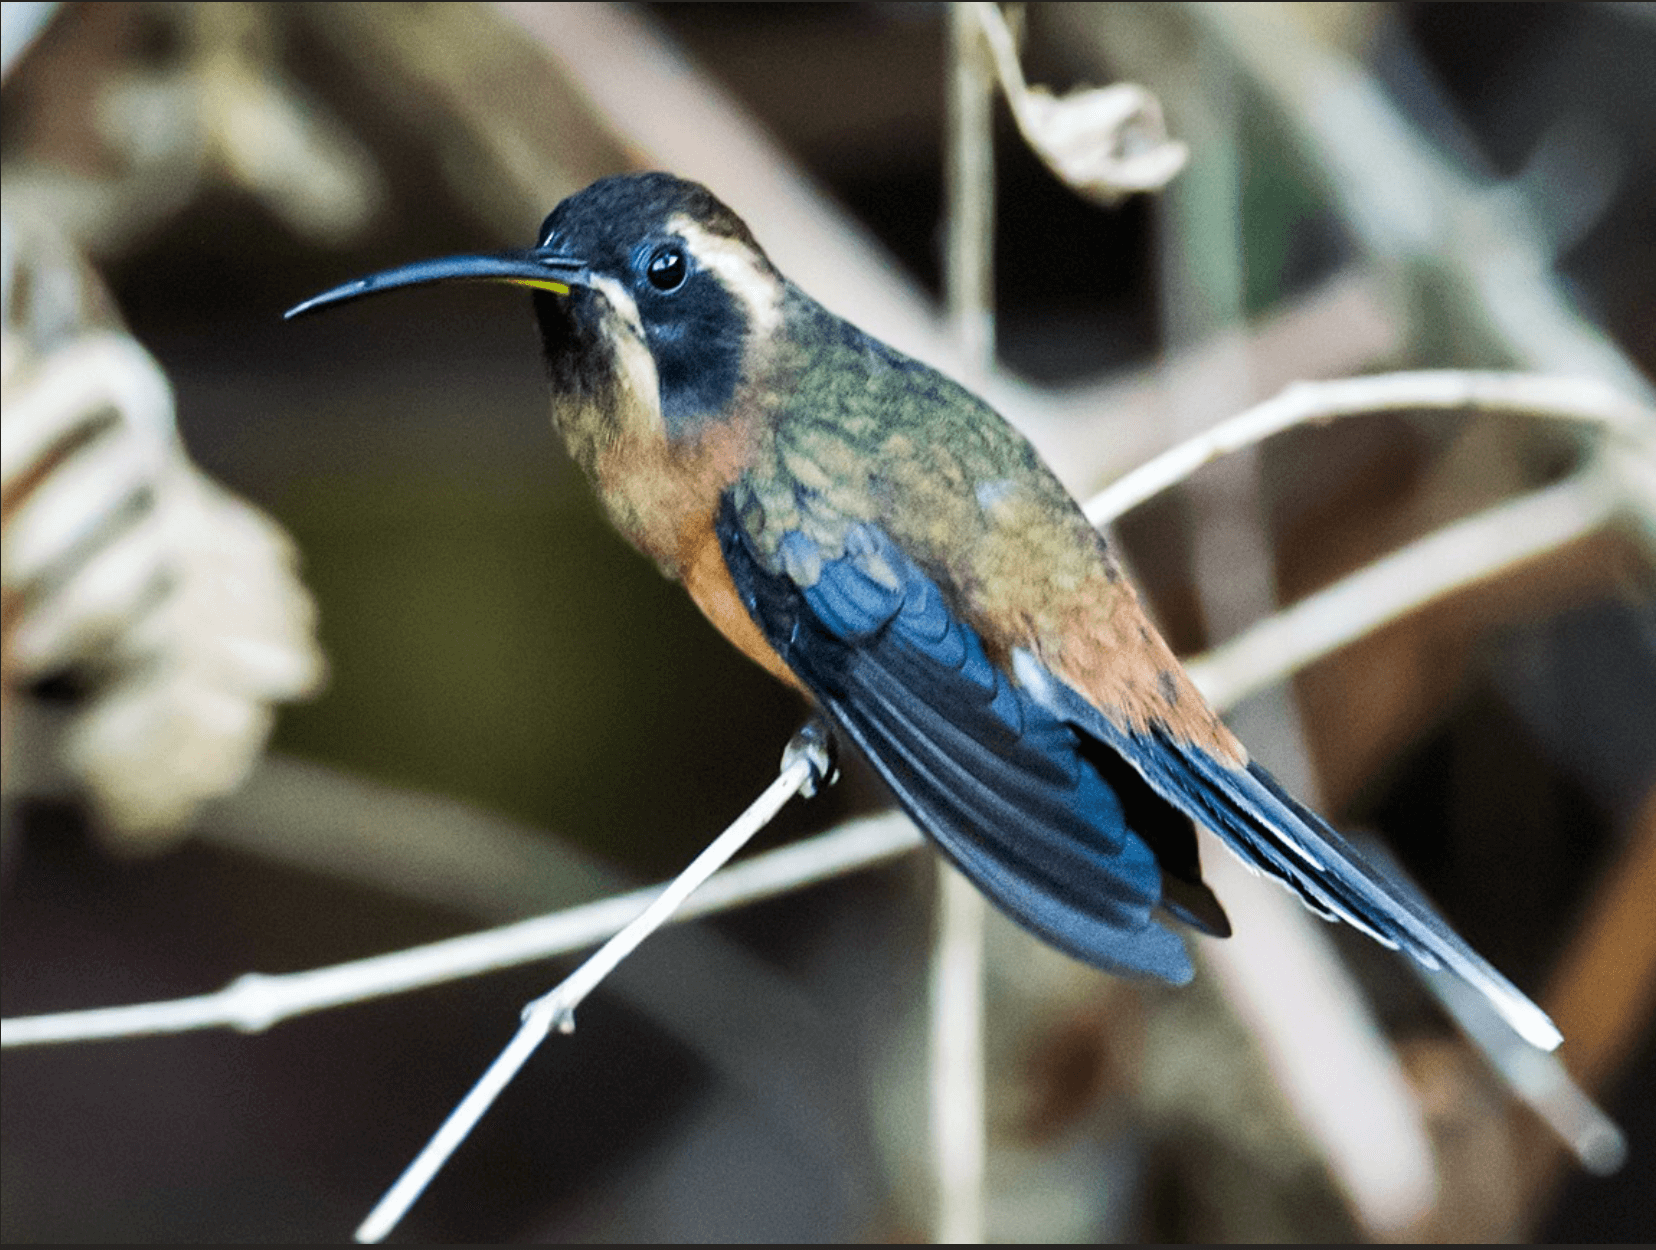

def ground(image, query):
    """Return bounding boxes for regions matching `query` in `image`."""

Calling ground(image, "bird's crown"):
[535,172,768,276]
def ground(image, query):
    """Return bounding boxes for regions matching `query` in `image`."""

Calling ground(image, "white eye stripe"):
[668,216,783,341]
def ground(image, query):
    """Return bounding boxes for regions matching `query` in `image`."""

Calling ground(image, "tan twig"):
[353,746,826,1242]
[1,809,918,1049]
[1080,370,1653,711]
[1083,370,1653,527]
[933,10,995,1241]
[1184,471,1618,711]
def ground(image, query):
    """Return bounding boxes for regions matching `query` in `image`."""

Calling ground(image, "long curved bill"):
[283,251,589,319]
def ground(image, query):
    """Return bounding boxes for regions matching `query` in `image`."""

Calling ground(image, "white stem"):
[352,754,816,1242]
[521,758,812,1032]
[354,1005,554,1243]
[1185,470,1618,711]
[1084,369,1651,528]
[1,811,919,1049]
[934,7,995,1240]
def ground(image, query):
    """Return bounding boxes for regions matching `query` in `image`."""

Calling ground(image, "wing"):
[716,486,1560,1049]
[716,494,1226,984]
[1013,656,1564,1051]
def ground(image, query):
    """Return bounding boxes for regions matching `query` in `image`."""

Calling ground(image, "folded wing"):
[718,497,1221,983]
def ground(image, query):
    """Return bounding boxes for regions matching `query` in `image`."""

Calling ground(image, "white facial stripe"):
[586,273,646,342]
[669,215,783,342]
[585,274,662,434]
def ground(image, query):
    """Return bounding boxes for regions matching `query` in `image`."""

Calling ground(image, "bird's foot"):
[782,717,838,798]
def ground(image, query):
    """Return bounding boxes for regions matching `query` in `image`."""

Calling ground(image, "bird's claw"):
[782,717,838,798]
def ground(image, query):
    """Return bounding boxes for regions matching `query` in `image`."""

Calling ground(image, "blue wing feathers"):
[810,630,1185,971]
[719,501,1195,982]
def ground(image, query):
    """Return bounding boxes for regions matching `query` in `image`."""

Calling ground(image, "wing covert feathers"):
[719,500,1201,983]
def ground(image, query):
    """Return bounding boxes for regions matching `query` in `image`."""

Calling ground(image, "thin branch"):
[1185,470,1619,712]
[354,997,561,1244]
[1075,369,1652,713]
[1146,37,1439,1234]
[933,10,994,1240]
[2,809,919,1049]
[354,746,825,1243]
[1083,369,1653,528]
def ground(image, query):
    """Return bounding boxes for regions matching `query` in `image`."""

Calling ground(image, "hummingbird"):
[288,172,1561,1051]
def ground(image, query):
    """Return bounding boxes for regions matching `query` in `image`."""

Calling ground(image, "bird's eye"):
[645,246,688,293]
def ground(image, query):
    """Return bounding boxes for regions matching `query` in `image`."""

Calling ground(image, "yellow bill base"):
[511,279,572,295]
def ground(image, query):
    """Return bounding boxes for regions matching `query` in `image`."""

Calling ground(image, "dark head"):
[285,172,784,440]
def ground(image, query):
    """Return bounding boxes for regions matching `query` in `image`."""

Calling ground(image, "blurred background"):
[2,2,1653,1241]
